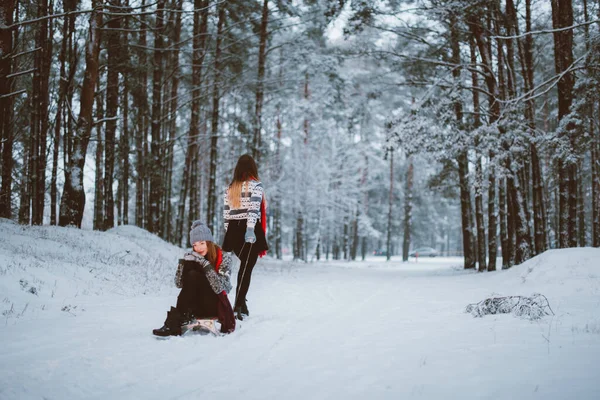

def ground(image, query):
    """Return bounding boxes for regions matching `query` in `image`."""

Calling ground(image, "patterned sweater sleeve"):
[223,186,230,232]
[246,181,264,229]
[174,260,184,288]
[198,254,233,294]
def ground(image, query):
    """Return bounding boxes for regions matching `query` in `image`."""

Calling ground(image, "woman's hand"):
[245,227,256,243]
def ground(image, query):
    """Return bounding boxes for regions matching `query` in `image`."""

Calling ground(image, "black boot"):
[180,309,196,325]
[153,307,183,336]
[234,306,244,321]
[240,299,249,317]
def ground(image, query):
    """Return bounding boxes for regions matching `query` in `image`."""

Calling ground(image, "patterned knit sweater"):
[223,180,264,231]
[174,251,233,294]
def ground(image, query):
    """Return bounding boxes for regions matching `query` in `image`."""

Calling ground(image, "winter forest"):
[0,0,599,270]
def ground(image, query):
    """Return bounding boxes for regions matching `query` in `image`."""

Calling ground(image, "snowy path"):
[1,255,600,400]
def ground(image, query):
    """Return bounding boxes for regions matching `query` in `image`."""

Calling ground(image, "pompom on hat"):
[189,220,214,244]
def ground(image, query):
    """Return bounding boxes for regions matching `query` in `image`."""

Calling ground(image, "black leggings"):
[233,242,259,310]
[222,219,267,310]
[176,264,218,318]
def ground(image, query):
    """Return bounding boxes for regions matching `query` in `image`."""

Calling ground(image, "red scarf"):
[214,248,223,272]
[258,198,267,258]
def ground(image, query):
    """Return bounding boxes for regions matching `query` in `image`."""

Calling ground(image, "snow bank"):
[515,248,600,289]
[0,219,182,321]
[0,222,599,400]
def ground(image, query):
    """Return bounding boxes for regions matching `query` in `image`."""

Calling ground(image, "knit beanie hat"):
[189,220,214,244]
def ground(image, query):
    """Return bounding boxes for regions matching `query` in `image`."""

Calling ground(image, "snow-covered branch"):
[491,19,600,40]
[0,89,26,99]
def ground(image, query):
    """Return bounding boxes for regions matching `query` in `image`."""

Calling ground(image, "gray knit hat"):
[189,220,214,244]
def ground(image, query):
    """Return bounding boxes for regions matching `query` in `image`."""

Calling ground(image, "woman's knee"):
[184,269,202,285]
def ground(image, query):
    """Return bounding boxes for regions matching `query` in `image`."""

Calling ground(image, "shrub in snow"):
[465,294,554,320]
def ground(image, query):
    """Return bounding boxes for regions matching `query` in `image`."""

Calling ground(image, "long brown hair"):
[204,241,221,266]
[228,154,259,209]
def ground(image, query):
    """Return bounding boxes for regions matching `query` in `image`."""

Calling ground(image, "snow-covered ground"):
[1,219,599,400]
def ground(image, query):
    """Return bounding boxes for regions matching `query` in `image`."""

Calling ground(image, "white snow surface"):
[1,219,599,399]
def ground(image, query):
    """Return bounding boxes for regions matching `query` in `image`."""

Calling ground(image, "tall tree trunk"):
[594,110,600,246]
[551,0,576,248]
[498,6,531,266]
[102,0,121,230]
[469,11,505,267]
[584,0,599,247]
[343,214,349,260]
[120,1,130,226]
[178,0,208,242]
[386,149,393,262]
[50,0,74,225]
[133,0,148,228]
[458,152,476,269]
[64,2,77,176]
[29,0,51,225]
[361,155,369,261]
[295,210,304,261]
[15,1,27,223]
[37,0,53,225]
[30,3,42,224]
[147,0,166,234]
[59,0,102,227]
[252,0,269,162]
[303,72,310,144]
[0,0,17,218]
[402,156,413,262]
[93,81,105,231]
[469,35,487,272]
[350,207,359,260]
[578,163,585,246]
[451,15,475,269]
[273,48,283,259]
[18,148,30,224]
[207,4,225,233]
[498,178,509,266]
[162,0,183,241]
[315,209,322,261]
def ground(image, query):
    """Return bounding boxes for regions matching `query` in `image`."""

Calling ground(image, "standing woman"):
[222,154,268,320]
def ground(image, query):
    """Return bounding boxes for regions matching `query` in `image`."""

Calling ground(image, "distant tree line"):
[1,0,597,267]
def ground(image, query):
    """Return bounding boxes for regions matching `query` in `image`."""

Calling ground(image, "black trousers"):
[175,261,218,319]
[222,219,266,310]
[234,243,259,310]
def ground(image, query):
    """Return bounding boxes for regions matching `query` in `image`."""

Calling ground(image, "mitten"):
[245,227,256,243]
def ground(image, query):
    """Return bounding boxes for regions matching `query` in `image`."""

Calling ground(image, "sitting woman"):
[152,221,236,336]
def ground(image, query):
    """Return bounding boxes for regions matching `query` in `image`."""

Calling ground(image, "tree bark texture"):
[386,149,393,262]
[93,85,105,231]
[178,0,209,243]
[402,157,413,262]
[0,0,17,218]
[252,0,269,163]
[551,0,576,248]
[469,35,487,272]
[50,0,76,225]
[451,16,475,269]
[59,0,102,227]
[207,4,225,233]
[102,0,121,230]
[147,0,166,234]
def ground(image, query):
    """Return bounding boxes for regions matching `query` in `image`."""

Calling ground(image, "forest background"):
[0,0,598,270]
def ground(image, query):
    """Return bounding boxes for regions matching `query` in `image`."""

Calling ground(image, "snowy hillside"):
[1,221,599,400]
[0,218,182,321]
